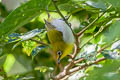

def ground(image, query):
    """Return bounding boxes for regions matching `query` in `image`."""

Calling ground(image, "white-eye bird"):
[45,15,75,63]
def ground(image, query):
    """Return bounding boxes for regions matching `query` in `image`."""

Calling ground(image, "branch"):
[51,0,77,39]
[54,57,105,80]
[77,5,112,36]
[72,43,80,59]
[69,57,105,73]
[51,0,70,27]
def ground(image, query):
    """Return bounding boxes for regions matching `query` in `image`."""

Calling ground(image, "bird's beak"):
[57,55,61,64]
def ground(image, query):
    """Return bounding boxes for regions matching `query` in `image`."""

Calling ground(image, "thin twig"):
[65,14,72,20]
[51,0,77,37]
[69,57,105,73]
[77,5,112,36]
[51,0,70,27]
[74,58,84,64]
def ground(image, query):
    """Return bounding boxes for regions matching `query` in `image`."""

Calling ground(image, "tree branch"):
[54,57,105,80]
[69,57,105,73]
[51,0,77,37]
[51,0,70,27]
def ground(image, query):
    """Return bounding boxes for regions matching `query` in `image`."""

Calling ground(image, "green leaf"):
[59,0,82,13]
[22,40,37,56]
[3,54,15,73]
[85,26,96,33]
[106,0,120,11]
[86,0,106,11]
[32,46,47,59]
[0,55,6,67]
[19,28,42,41]
[35,66,54,73]
[0,0,50,37]
[3,54,32,76]
[100,21,120,44]
[7,60,29,76]
[7,29,44,50]
[6,33,21,43]
[6,28,42,43]
[86,60,120,80]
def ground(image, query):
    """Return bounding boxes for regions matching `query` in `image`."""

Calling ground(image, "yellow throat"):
[45,17,75,63]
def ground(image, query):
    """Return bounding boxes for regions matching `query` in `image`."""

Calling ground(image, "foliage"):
[0,0,120,80]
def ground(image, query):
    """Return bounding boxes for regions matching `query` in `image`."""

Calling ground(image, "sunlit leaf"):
[0,0,50,37]
[6,33,21,43]
[20,28,42,41]
[3,54,15,73]
[22,40,37,56]
[35,66,54,73]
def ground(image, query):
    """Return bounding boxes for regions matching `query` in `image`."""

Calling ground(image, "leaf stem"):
[30,39,49,46]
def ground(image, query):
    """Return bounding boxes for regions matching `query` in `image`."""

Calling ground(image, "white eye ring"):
[57,51,62,56]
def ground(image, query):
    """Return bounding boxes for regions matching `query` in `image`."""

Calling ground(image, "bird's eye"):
[57,51,62,56]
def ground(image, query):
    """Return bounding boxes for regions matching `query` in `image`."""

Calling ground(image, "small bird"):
[45,15,75,64]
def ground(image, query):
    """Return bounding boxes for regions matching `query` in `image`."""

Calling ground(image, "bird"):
[44,14,75,64]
